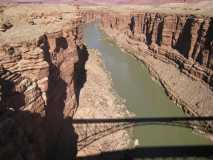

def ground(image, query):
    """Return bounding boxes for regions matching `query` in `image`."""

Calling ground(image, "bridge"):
[73,116,213,159]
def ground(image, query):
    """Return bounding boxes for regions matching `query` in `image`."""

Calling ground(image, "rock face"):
[99,12,213,88]
[82,10,213,133]
[0,6,83,160]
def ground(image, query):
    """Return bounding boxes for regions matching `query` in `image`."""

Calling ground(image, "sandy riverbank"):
[73,48,133,157]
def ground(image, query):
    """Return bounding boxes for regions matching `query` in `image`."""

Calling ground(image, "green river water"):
[82,23,212,150]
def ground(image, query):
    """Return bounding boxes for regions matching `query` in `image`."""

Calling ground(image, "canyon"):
[81,7,213,133]
[0,4,131,159]
[0,2,213,160]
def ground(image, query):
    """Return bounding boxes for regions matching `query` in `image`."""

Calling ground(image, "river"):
[82,23,211,148]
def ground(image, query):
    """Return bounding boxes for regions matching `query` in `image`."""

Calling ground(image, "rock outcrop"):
[0,5,84,160]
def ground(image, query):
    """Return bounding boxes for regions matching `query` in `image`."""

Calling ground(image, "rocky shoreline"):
[73,48,132,157]
[100,26,213,140]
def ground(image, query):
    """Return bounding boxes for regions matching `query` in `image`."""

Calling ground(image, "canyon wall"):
[0,8,83,159]
[99,12,213,88]
[82,10,213,133]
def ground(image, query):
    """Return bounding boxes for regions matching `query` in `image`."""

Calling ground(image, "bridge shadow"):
[77,145,213,160]
[73,117,213,124]
[74,117,213,160]
[73,117,213,152]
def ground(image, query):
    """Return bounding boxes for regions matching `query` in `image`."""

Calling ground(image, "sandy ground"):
[0,4,80,44]
[81,1,213,16]
[73,49,132,157]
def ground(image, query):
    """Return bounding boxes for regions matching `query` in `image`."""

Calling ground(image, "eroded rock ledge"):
[82,10,213,134]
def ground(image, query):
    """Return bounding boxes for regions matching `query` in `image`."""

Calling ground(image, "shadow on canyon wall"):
[0,76,48,159]
[0,35,90,160]
[39,34,80,160]
[156,16,164,46]
[74,44,89,105]
[0,97,78,160]
[0,68,25,111]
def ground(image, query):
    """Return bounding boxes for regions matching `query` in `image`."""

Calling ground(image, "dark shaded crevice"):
[210,75,213,88]
[205,18,213,49]
[74,44,89,106]
[142,16,146,34]
[129,16,135,35]
[196,47,204,64]
[171,16,180,48]
[0,68,25,111]
[54,37,68,53]
[115,17,118,26]
[156,16,164,46]
[175,16,194,58]
[206,18,213,69]
[38,35,51,63]
[146,31,152,45]
[191,21,205,61]
[145,15,153,45]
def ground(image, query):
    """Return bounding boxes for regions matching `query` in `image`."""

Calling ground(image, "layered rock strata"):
[0,6,83,160]
[83,10,213,134]
[99,12,213,88]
